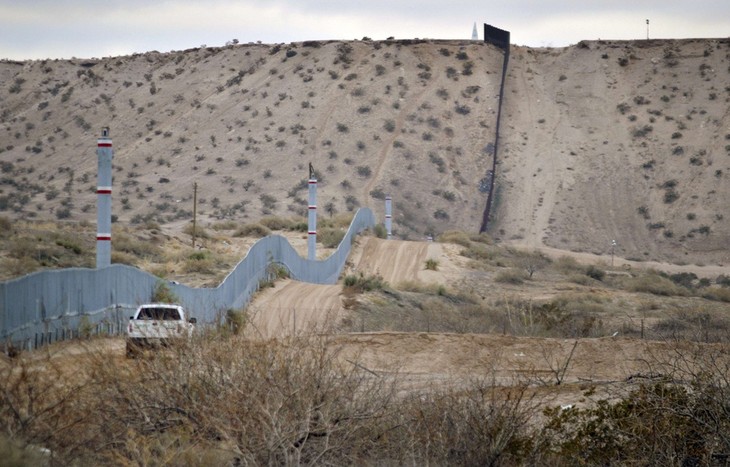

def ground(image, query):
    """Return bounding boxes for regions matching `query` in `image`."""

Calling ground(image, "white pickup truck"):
[126,303,196,357]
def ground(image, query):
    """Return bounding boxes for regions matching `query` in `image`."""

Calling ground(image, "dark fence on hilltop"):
[1,208,375,351]
[480,24,511,233]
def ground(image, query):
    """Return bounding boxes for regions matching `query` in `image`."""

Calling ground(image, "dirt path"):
[246,280,345,338]
[246,237,453,338]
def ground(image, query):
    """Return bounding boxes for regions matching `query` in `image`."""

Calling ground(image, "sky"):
[1,0,728,60]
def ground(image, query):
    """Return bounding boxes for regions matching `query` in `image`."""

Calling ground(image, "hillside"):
[0,37,728,265]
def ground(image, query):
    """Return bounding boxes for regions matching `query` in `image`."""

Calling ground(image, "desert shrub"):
[234,223,271,238]
[259,194,277,211]
[461,243,495,262]
[567,273,593,285]
[425,258,439,271]
[113,232,162,259]
[0,216,12,236]
[259,216,294,231]
[625,273,689,297]
[211,220,239,230]
[701,287,730,303]
[225,308,247,335]
[541,379,730,465]
[439,230,471,247]
[183,223,210,239]
[373,223,387,239]
[152,280,179,303]
[717,275,730,287]
[353,166,371,178]
[468,232,493,245]
[585,265,606,281]
[343,272,387,293]
[669,272,697,289]
[397,384,535,465]
[183,252,216,274]
[454,103,471,115]
[318,228,345,248]
[632,124,653,138]
[663,189,679,204]
[495,269,527,284]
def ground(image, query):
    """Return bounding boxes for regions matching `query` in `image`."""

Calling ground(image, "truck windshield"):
[138,308,181,320]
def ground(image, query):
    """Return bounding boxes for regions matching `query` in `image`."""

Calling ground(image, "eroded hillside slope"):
[0,38,728,265]
[497,39,730,264]
[0,40,501,240]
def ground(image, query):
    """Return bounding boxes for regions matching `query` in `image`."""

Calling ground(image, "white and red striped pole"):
[385,195,393,239]
[96,127,113,268]
[307,177,317,260]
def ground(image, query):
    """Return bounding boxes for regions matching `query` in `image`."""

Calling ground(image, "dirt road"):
[247,237,454,337]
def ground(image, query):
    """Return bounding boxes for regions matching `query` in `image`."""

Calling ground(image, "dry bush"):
[113,231,163,259]
[110,250,137,266]
[0,216,12,236]
[0,334,401,465]
[468,231,493,245]
[343,285,498,334]
[540,343,730,464]
[182,250,217,274]
[438,230,471,247]
[461,242,496,262]
[234,223,271,238]
[183,223,211,239]
[318,228,345,248]
[553,256,583,275]
[210,220,239,231]
[394,381,540,465]
[625,272,690,297]
[259,215,295,231]
[702,286,730,303]
[495,268,528,284]
[318,213,353,230]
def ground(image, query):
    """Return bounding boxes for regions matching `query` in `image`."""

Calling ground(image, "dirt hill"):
[0,38,728,264]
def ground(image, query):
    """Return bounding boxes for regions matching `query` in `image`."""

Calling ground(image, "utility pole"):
[646,19,650,40]
[192,182,198,248]
[611,239,617,267]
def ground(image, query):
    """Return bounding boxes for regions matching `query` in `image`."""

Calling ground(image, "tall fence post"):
[308,177,318,260]
[96,127,113,268]
[385,196,392,239]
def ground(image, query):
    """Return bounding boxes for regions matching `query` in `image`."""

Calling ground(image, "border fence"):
[1,208,375,351]
[479,24,511,233]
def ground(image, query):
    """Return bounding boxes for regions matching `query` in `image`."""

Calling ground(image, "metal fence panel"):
[1,208,375,349]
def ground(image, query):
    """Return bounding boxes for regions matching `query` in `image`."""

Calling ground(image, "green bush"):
[225,308,247,335]
[626,273,688,297]
[585,265,606,281]
[152,280,179,303]
[318,228,345,248]
[425,258,439,271]
[373,224,387,239]
[343,273,387,293]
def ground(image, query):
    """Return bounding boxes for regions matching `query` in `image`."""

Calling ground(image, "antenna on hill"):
[646,19,650,40]
[471,22,479,41]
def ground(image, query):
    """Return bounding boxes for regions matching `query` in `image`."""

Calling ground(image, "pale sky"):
[1,0,728,60]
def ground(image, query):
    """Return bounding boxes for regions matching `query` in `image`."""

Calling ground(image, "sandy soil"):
[242,235,716,402]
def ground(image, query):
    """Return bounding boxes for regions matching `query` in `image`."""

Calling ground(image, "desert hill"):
[0,37,728,265]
